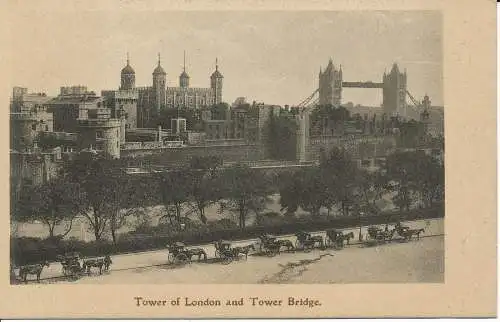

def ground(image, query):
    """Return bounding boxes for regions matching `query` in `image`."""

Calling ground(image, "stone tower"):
[10,113,39,151]
[318,58,343,107]
[295,109,310,163]
[420,94,431,133]
[120,53,135,90]
[179,51,190,88]
[210,58,223,104]
[152,53,167,115]
[383,63,407,117]
[77,109,121,159]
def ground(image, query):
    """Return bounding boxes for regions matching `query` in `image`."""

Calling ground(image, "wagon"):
[258,234,282,257]
[325,229,345,249]
[167,242,191,265]
[56,252,84,278]
[295,231,324,251]
[366,226,395,244]
[214,240,236,264]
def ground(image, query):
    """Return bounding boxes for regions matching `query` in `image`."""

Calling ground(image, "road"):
[20,218,444,284]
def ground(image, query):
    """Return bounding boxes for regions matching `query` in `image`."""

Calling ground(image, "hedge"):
[11,203,444,266]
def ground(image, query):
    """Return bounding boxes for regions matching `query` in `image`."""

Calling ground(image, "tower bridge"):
[342,81,383,89]
[297,59,429,119]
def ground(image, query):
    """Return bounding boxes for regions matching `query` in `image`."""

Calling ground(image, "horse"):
[186,248,208,261]
[401,228,425,241]
[339,232,355,245]
[232,244,256,259]
[18,261,50,283]
[82,257,108,275]
[103,255,112,271]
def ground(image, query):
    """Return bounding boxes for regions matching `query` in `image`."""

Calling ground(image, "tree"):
[354,169,388,214]
[64,156,125,241]
[158,169,192,227]
[319,147,358,216]
[296,167,329,216]
[219,164,271,229]
[384,150,444,210]
[105,175,155,245]
[14,177,82,240]
[279,171,301,216]
[188,156,223,224]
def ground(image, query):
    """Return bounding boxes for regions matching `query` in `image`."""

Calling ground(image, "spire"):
[183,50,186,72]
[211,57,223,79]
[153,52,166,75]
[126,52,130,65]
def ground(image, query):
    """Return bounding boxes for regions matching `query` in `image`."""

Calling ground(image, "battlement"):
[10,113,41,121]
[77,118,121,128]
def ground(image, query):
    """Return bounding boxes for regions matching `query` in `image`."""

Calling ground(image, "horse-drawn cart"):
[167,242,192,265]
[326,229,346,249]
[366,226,395,244]
[295,231,324,251]
[214,240,237,264]
[56,252,84,278]
[258,234,282,257]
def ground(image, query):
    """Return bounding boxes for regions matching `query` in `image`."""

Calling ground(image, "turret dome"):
[153,53,166,75]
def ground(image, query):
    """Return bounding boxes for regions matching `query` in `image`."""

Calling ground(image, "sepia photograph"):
[9,10,445,285]
[1,0,496,318]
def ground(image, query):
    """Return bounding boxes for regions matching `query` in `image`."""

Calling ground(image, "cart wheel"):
[221,254,232,265]
[266,248,276,257]
[176,253,189,265]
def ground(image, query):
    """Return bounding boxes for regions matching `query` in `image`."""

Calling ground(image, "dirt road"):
[23,218,443,284]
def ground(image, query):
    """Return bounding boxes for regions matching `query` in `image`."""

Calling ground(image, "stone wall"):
[307,135,397,161]
[121,143,264,167]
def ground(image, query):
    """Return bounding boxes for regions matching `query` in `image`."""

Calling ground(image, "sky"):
[8,11,442,107]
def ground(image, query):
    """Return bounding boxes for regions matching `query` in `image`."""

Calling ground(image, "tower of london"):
[120,53,224,127]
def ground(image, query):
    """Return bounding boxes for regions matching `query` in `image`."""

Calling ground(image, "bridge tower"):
[382,63,407,117]
[318,58,342,107]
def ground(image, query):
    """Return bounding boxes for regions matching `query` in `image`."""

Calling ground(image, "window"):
[96,130,103,139]
[45,125,49,131]
[361,160,371,167]
[31,124,36,130]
